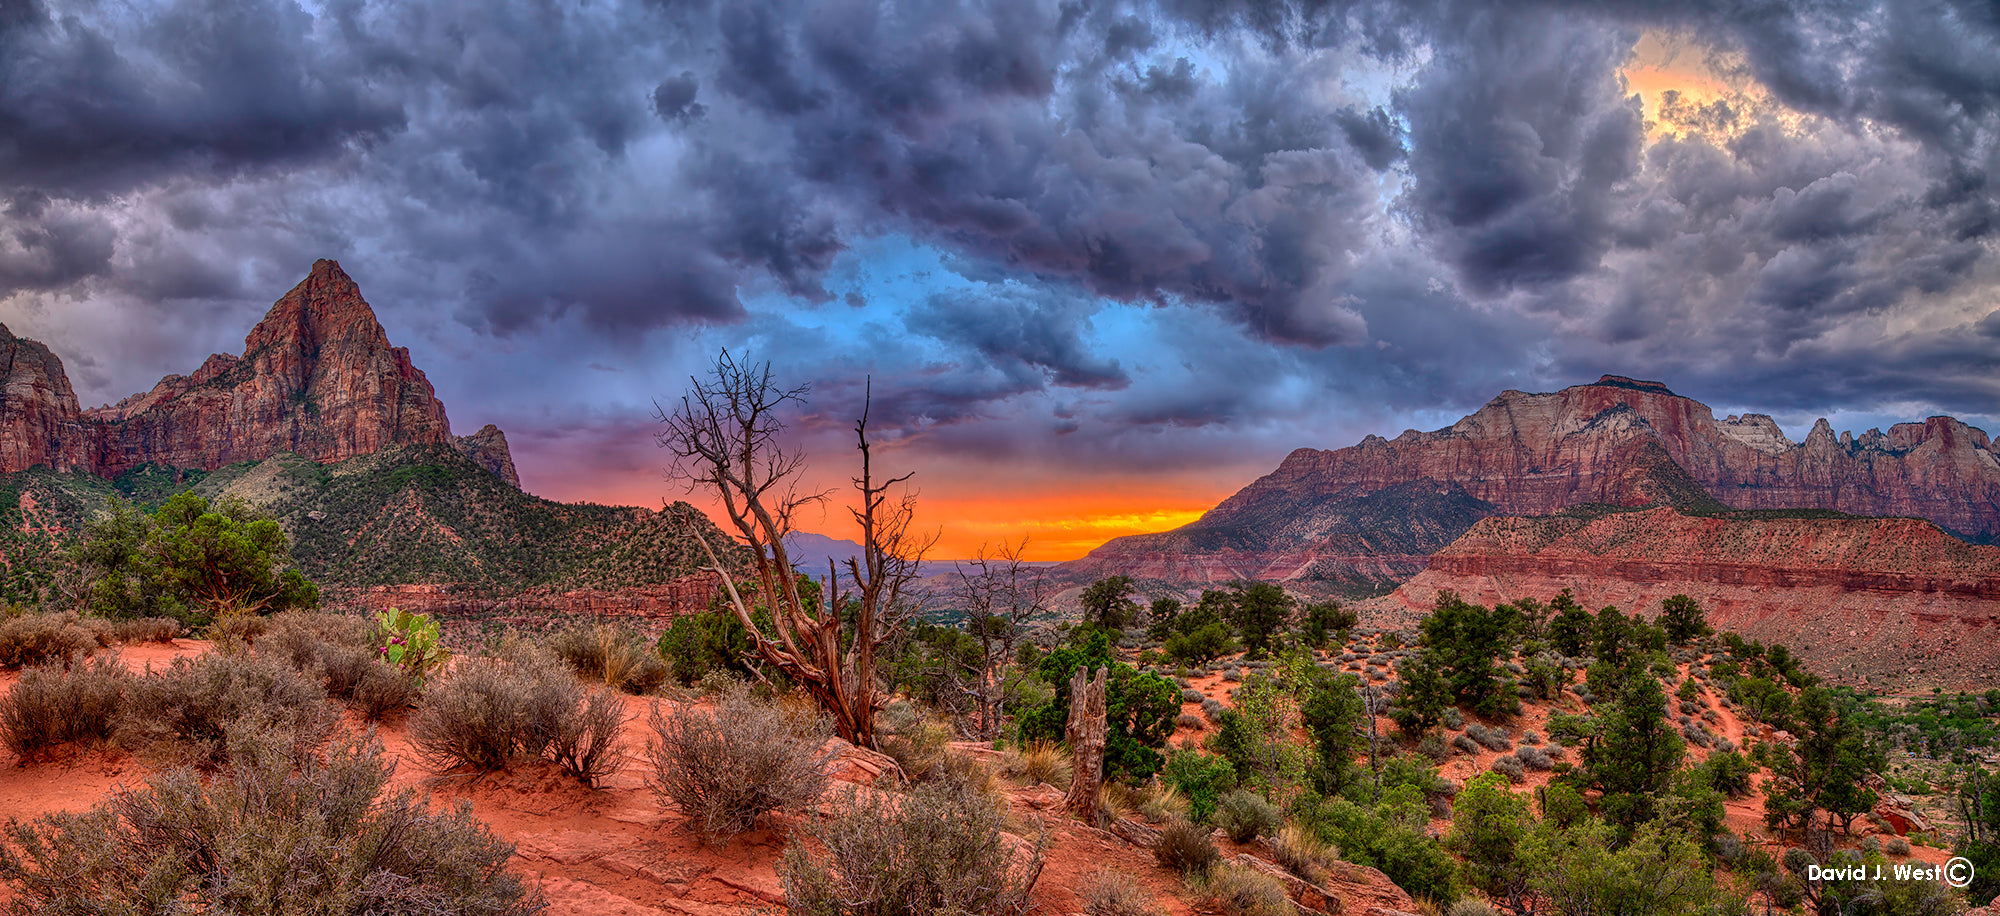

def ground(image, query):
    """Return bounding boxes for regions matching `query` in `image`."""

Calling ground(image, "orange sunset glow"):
[531,457,1246,563]
[1620,29,1782,138]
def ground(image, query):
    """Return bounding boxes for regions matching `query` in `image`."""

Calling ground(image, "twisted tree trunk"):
[1063,666,1108,822]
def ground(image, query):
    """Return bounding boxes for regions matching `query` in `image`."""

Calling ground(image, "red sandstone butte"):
[0,260,517,486]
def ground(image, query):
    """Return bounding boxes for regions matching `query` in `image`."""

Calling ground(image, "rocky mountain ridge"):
[0,259,517,486]
[1077,376,2000,590]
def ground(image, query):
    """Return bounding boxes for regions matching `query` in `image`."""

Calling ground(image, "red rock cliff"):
[0,260,517,485]
[1376,507,2000,688]
[0,324,93,474]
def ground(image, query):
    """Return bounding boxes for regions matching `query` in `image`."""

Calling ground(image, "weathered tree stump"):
[1063,666,1108,821]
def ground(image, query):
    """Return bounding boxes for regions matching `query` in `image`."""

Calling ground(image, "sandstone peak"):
[243,258,392,362]
[0,261,520,488]
[454,423,521,487]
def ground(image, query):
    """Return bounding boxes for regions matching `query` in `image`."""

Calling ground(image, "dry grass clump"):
[545,623,670,695]
[0,612,112,669]
[128,651,336,766]
[878,704,953,782]
[1155,818,1221,876]
[0,655,131,757]
[1136,782,1191,823]
[1202,863,1293,916]
[1005,739,1072,788]
[413,650,625,787]
[0,730,542,914]
[1083,867,1166,916]
[646,685,831,840]
[203,610,270,647]
[782,780,1044,916]
[1270,822,1337,882]
[110,617,181,644]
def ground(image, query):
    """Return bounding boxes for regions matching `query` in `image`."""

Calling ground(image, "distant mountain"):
[0,259,518,485]
[1072,375,2000,592]
[782,531,982,579]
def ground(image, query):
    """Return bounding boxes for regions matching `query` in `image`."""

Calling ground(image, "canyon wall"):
[1374,507,2000,689]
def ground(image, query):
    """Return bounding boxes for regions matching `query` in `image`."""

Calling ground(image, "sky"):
[2,0,1998,560]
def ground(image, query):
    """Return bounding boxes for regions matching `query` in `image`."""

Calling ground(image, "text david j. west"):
[1805,859,1973,888]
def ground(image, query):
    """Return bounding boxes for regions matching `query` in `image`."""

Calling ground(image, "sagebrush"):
[0,655,130,757]
[128,651,336,766]
[0,729,543,915]
[646,685,830,839]
[782,780,1044,916]
[412,650,624,786]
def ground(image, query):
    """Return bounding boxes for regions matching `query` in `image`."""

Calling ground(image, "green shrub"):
[1162,749,1238,823]
[646,685,830,840]
[1017,632,1179,780]
[0,656,130,757]
[655,606,760,686]
[1154,818,1220,876]
[412,651,625,787]
[0,730,541,914]
[1214,790,1281,843]
[783,780,1043,916]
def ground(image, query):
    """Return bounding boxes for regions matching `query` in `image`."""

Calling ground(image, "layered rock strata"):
[1377,507,2000,688]
[0,260,516,484]
[1079,376,2000,586]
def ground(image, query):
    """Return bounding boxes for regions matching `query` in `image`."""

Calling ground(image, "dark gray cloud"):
[1398,8,1642,294]
[0,0,402,199]
[2,0,1999,503]
[905,284,1129,391]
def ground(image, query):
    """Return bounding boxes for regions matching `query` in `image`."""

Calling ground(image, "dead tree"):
[658,352,930,749]
[1063,666,1108,822]
[949,539,1049,740]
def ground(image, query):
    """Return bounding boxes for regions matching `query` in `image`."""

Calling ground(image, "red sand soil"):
[0,642,1208,915]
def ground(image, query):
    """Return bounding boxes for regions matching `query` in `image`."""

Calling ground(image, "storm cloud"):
[2,0,1998,534]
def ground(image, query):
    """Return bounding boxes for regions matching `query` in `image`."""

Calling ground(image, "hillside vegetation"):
[0,445,727,597]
